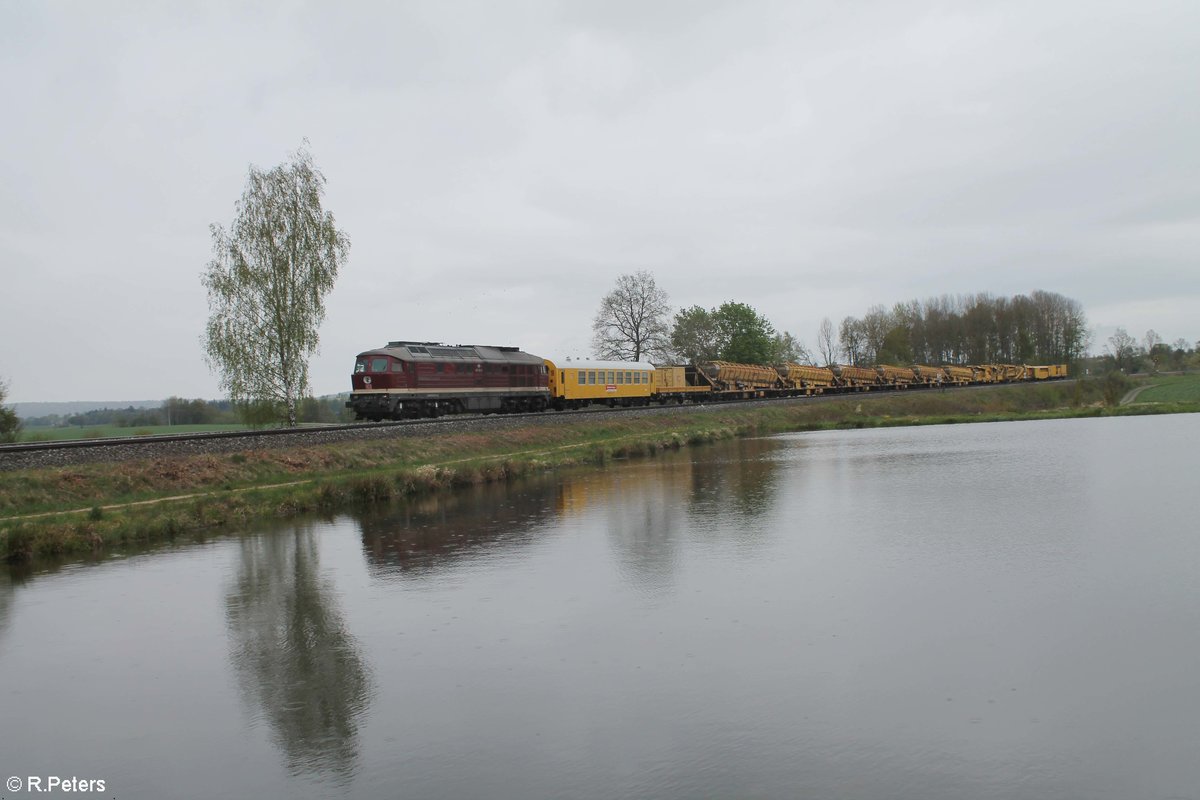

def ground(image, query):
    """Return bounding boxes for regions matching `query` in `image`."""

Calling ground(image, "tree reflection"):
[225,525,371,783]
[0,574,12,648]
[687,437,783,520]
[359,482,557,581]
[596,468,684,595]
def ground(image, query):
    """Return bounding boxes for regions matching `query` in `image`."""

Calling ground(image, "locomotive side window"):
[392,361,404,372]
[370,358,388,373]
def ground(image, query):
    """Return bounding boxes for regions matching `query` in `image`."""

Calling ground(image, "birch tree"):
[202,144,350,426]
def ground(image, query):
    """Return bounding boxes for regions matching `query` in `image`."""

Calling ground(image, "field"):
[1131,373,1200,403]
[19,424,254,442]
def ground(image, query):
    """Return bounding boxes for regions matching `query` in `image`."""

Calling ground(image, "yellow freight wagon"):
[544,359,656,409]
[698,361,782,391]
[911,365,947,385]
[831,364,878,389]
[1026,365,1052,380]
[653,365,714,402]
[776,364,837,394]
[941,365,976,385]
[875,365,917,386]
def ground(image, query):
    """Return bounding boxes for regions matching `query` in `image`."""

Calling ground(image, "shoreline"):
[3,379,1197,564]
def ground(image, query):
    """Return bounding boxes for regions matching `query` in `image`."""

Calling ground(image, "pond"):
[1,414,1197,799]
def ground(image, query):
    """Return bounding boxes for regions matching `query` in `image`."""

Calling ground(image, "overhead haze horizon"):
[2,1,1197,403]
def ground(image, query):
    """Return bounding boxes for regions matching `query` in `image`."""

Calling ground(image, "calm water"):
[2,414,1198,799]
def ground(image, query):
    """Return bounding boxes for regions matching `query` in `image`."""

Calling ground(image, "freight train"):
[347,340,1068,422]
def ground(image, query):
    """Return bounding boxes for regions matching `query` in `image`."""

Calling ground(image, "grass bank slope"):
[3,379,1196,563]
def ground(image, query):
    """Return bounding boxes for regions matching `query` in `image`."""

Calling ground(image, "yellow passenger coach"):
[544,359,657,409]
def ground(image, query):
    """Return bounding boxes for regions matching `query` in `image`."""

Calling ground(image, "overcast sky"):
[2,1,1196,402]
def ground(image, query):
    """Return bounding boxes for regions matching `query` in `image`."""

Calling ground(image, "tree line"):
[1103,328,1199,374]
[591,274,1096,369]
[17,396,353,433]
[832,291,1089,367]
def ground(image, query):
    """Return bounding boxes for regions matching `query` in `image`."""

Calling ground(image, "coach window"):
[588,371,596,385]
[616,371,623,385]
[626,371,632,384]
[608,371,615,384]
[577,371,585,385]
[370,358,389,373]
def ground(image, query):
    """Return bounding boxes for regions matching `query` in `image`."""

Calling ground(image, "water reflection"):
[225,525,372,783]
[0,574,12,647]
[358,481,558,580]
[685,437,783,520]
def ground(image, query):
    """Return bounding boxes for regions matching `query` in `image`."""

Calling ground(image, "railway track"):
[0,380,1074,470]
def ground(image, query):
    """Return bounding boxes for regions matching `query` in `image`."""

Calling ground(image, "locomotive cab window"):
[355,360,367,374]
[370,358,389,373]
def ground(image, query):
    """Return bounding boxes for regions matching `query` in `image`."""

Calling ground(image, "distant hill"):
[13,400,163,419]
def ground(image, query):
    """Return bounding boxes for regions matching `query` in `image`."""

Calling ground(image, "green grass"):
[1132,373,1200,404]
[20,423,257,442]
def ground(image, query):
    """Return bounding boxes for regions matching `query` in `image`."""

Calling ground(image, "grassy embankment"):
[3,375,1197,563]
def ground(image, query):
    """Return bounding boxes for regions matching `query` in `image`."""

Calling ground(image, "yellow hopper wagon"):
[698,361,784,396]
[875,365,918,387]
[831,364,878,390]
[911,365,948,386]
[940,365,976,385]
[776,364,837,395]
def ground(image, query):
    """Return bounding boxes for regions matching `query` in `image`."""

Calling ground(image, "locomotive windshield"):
[354,357,392,373]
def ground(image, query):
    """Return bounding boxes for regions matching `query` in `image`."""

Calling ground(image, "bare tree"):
[591,271,671,362]
[202,144,350,426]
[816,317,837,366]
[1106,327,1140,373]
[839,316,866,365]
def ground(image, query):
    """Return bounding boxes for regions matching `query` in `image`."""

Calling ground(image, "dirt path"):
[1120,384,1159,405]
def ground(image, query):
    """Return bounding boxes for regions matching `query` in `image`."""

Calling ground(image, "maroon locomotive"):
[347,341,549,420]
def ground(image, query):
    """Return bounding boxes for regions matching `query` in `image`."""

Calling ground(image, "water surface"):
[2,414,1198,799]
